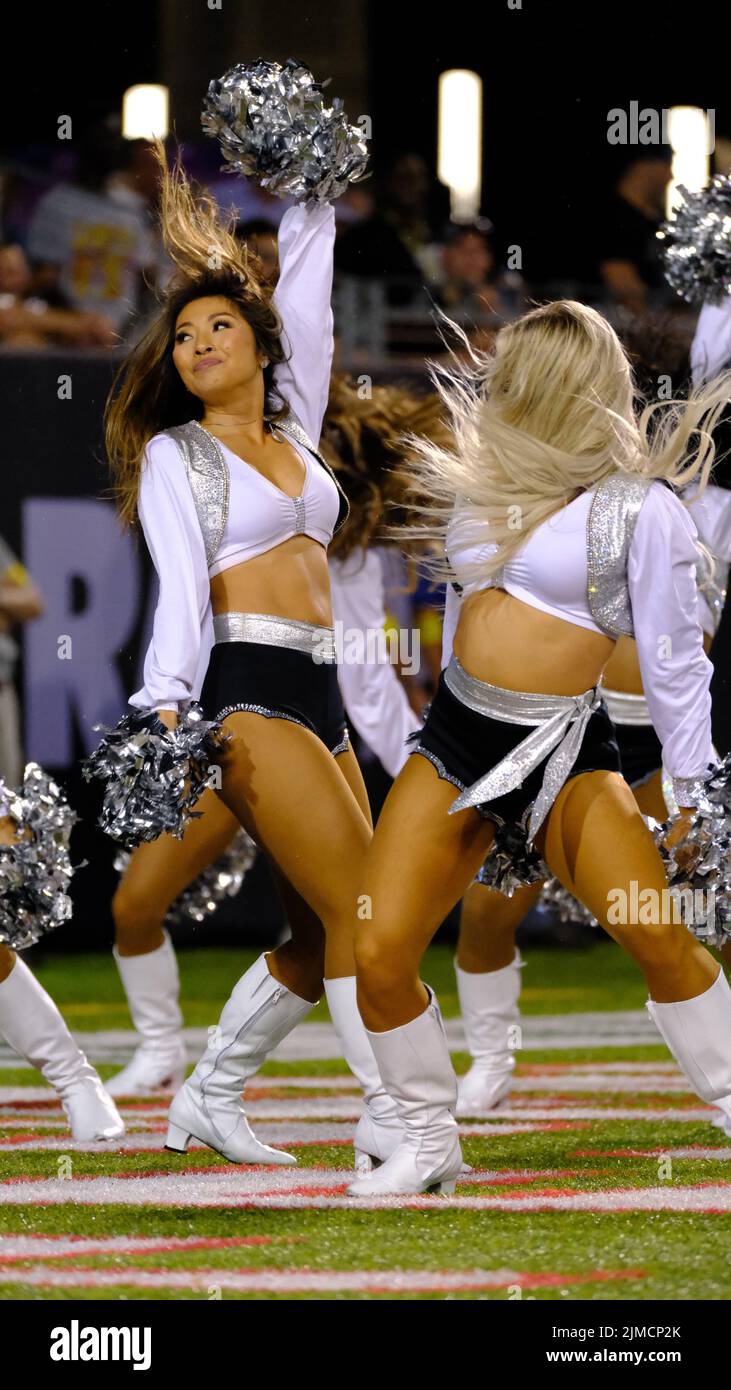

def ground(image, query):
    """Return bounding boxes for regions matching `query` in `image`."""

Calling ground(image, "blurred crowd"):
[0,123,696,363]
[0,120,706,802]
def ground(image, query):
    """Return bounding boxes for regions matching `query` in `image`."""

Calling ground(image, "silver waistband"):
[212,611,337,663]
[444,656,602,843]
[599,685,651,726]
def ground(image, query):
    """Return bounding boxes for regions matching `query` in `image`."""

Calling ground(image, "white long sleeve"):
[628,482,714,803]
[441,579,463,670]
[273,203,335,444]
[685,482,731,562]
[129,434,212,714]
[691,296,731,385]
[330,548,421,777]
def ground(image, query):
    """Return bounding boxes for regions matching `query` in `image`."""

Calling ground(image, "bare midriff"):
[455,588,712,697]
[209,534,334,627]
[454,588,615,696]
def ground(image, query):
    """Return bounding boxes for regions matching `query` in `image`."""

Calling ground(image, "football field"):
[1,943,729,1301]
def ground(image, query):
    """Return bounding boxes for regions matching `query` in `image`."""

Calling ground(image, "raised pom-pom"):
[0,763,78,950]
[201,57,370,204]
[81,705,230,850]
[659,176,731,305]
[114,827,257,925]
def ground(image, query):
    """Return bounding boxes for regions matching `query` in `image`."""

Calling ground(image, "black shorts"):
[199,641,350,757]
[615,721,662,789]
[410,666,621,833]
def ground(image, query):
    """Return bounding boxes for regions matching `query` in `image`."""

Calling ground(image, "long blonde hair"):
[397,300,731,587]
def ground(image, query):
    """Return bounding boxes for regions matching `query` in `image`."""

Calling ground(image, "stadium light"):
[666,106,710,216]
[438,69,482,222]
[122,85,169,140]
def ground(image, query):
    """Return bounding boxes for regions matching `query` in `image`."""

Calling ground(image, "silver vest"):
[455,474,687,640]
[161,413,350,566]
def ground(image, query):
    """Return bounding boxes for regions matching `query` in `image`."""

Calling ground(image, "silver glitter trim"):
[275,412,350,534]
[214,702,312,732]
[600,686,652,726]
[409,744,494,821]
[330,728,350,756]
[212,610,336,662]
[672,775,712,810]
[292,493,307,533]
[444,657,601,842]
[585,474,654,638]
[164,422,230,566]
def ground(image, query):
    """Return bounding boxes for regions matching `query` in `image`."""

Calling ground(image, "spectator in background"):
[598,148,674,313]
[235,218,279,284]
[107,137,173,301]
[25,123,155,340]
[0,242,115,347]
[435,222,525,336]
[336,153,448,307]
[0,536,43,787]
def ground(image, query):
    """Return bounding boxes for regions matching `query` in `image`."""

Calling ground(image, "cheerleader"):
[346,300,731,1196]
[454,480,731,1117]
[101,131,425,1169]
[104,376,445,1166]
[0,787,124,1142]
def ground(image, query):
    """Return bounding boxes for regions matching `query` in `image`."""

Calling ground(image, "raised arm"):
[129,435,211,715]
[691,296,731,385]
[330,548,421,777]
[628,482,714,807]
[272,203,335,444]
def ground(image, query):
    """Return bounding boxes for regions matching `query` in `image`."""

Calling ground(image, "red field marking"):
[0,1235,276,1265]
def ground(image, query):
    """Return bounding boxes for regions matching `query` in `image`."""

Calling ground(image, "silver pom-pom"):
[81,705,230,850]
[0,763,79,950]
[653,755,731,947]
[113,827,257,925]
[201,57,370,204]
[659,176,731,305]
[474,821,547,897]
[540,877,598,928]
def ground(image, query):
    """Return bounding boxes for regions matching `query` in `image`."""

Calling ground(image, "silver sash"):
[599,685,651,727]
[212,610,337,663]
[445,657,602,842]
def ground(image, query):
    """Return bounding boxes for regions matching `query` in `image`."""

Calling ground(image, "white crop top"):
[207,430,340,579]
[129,202,338,714]
[441,479,717,794]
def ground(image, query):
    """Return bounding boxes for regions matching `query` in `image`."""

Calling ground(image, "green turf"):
[21,940,647,1031]
[1,944,726,1302]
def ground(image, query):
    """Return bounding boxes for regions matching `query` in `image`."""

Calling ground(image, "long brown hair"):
[105,138,288,529]
[321,376,453,561]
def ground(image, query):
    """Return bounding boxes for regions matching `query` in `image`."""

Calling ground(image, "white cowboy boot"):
[107,930,187,1096]
[324,976,404,1171]
[0,955,124,1142]
[347,988,463,1197]
[455,952,523,1115]
[646,968,731,1131]
[165,953,314,1164]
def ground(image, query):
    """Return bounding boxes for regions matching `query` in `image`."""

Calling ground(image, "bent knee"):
[112,880,167,933]
[355,929,412,1001]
